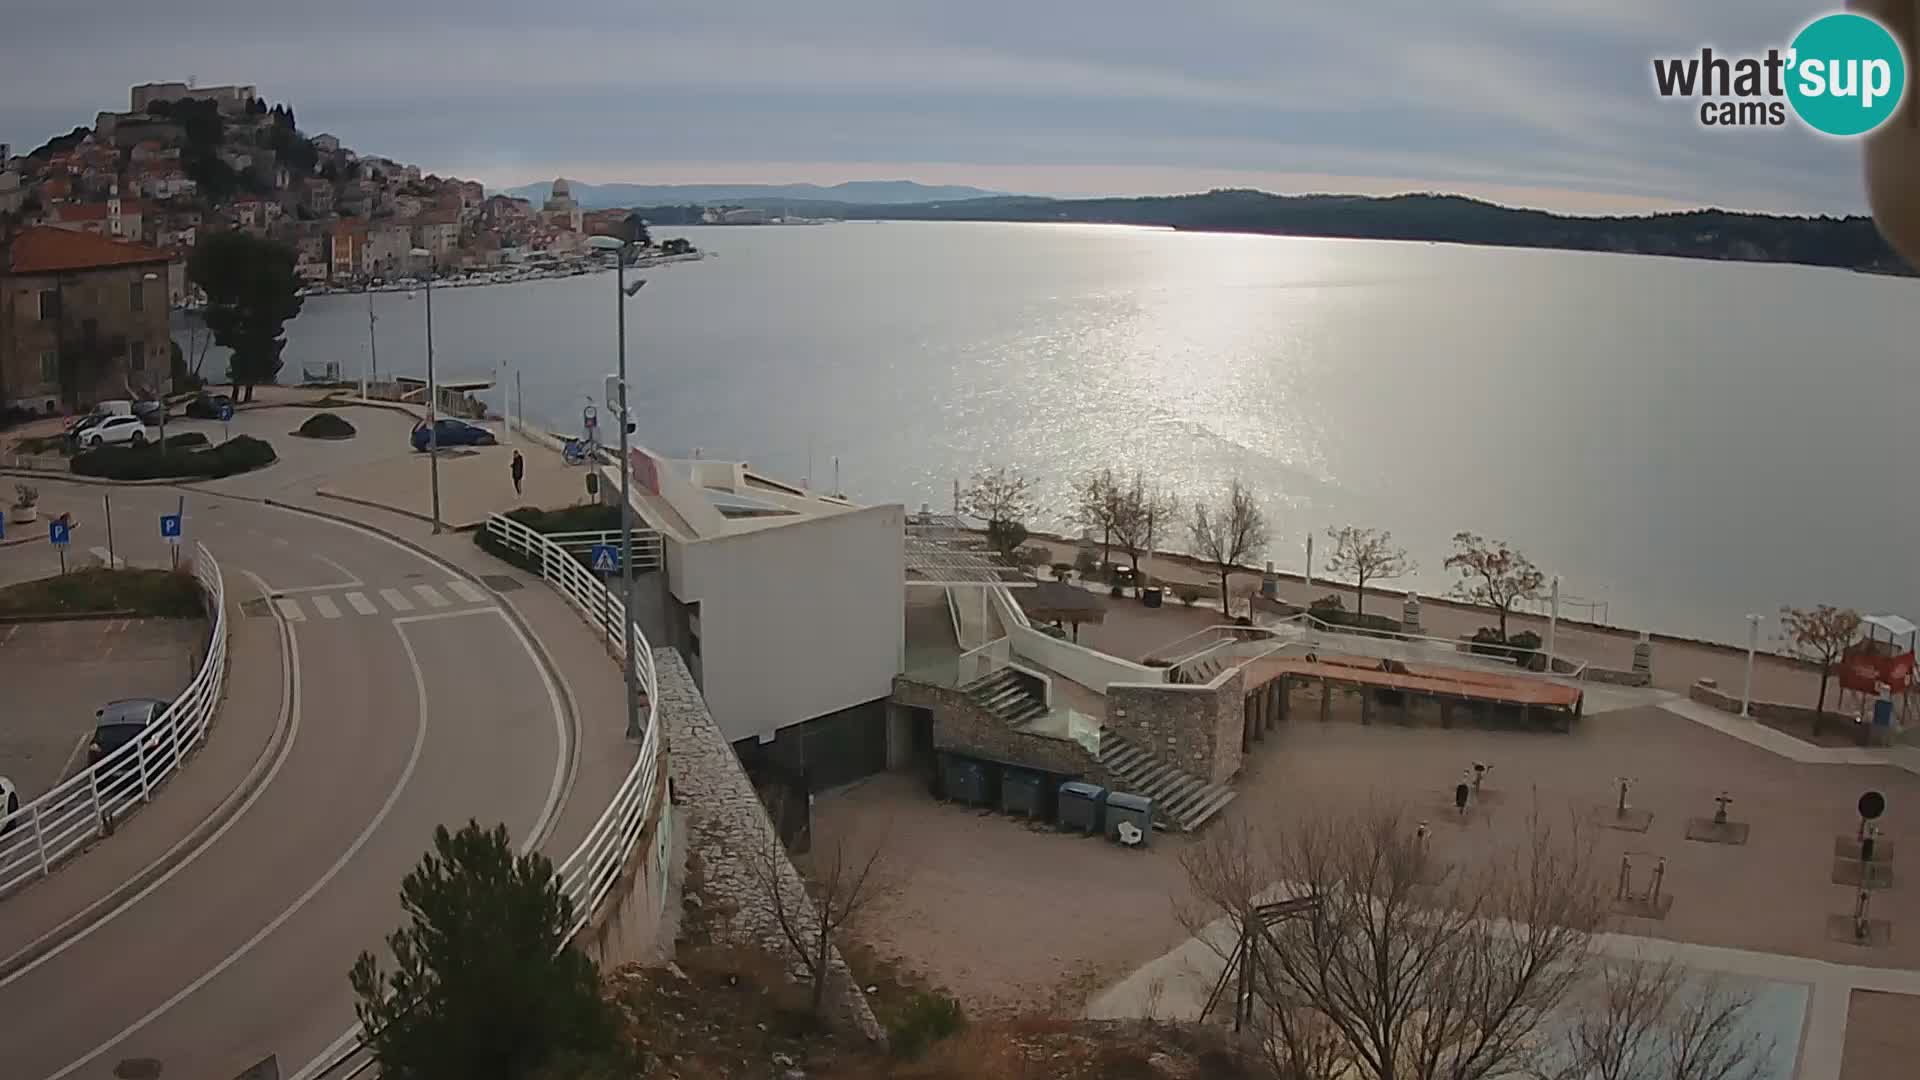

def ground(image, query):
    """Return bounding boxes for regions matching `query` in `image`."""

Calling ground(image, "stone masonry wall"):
[893,676,1109,783]
[659,650,885,1044]
[1107,667,1246,786]
[1690,678,1850,730]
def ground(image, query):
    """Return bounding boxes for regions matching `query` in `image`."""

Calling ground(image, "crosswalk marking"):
[264,582,493,622]
[446,579,487,604]
[345,592,378,616]
[311,595,341,619]
[274,598,305,622]
[90,547,126,568]
[379,588,414,612]
[412,584,451,609]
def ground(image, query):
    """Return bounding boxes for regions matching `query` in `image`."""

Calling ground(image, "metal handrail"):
[311,515,669,1078]
[0,542,227,898]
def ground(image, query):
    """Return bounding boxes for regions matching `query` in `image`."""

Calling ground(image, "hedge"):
[295,411,356,439]
[0,567,205,618]
[72,434,276,480]
[472,503,636,576]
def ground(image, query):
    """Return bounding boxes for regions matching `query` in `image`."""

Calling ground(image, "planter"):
[10,505,37,524]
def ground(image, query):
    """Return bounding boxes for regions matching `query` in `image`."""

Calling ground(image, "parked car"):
[131,398,165,424]
[184,392,234,420]
[411,418,497,451]
[0,776,18,836]
[78,415,151,448]
[88,698,174,768]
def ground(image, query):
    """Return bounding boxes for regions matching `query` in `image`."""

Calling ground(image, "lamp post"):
[364,287,379,401]
[142,271,167,453]
[1741,613,1764,718]
[589,220,649,740]
[408,249,440,533]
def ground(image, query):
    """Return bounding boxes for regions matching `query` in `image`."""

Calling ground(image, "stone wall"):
[894,676,1107,783]
[575,775,680,974]
[1107,667,1246,786]
[1689,677,1849,729]
[1584,666,1652,687]
[660,650,885,1044]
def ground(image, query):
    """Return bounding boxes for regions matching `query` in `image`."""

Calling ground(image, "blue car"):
[410,418,497,451]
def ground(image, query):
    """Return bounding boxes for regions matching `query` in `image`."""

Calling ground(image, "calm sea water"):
[268,221,1920,644]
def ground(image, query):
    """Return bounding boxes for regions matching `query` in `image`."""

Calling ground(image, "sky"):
[0,0,1881,215]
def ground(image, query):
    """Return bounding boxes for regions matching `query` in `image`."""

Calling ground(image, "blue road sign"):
[160,513,182,539]
[590,544,619,573]
[217,403,235,422]
[49,520,70,546]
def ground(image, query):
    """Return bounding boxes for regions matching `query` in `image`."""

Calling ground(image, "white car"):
[81,415,151,448]
[0,776,18,837]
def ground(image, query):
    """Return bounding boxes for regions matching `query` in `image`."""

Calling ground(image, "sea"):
[256,220,1920,646]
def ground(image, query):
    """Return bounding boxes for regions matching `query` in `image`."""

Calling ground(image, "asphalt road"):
[0,479,572,1080]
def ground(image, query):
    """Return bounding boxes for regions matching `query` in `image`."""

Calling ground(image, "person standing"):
[510,450,524,497]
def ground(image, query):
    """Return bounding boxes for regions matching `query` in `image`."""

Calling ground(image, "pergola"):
[1019,580,1105,641]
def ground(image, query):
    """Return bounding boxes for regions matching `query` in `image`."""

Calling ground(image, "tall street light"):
[588,221,648,740]
[408,249,441,533]
[1741,613,1764,718]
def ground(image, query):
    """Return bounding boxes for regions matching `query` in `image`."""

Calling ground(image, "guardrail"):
[0,542,226,898]
[312,515,669,1078]
[539,528,664,571]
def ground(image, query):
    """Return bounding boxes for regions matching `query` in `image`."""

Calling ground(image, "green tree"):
[349,821,623,1080]
[188,232,304,402]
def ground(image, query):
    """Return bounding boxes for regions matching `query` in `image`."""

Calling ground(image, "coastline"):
[293,249,708,299]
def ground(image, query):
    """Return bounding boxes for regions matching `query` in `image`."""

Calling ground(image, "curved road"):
[0,483,574,1080]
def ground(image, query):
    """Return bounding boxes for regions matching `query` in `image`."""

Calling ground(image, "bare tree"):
[745,816,900,1016]
[1180,805,1609,1080]
[1068,467,1122,571]
[1777,604,1861,727]
[1189,479,1270,619]
[1444,531,1546,641]
[1325,525,1414,618]
[959,465,1038,566]
[1546,954,1774,1080]
[1110,472,1178,595]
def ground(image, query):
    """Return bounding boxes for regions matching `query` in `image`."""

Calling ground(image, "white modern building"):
[608,445,905,786]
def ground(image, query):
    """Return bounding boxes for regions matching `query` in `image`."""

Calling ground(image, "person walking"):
[510,450,525,497]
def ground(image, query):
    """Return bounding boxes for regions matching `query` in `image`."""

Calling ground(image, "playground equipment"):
[1839,614,1917,741]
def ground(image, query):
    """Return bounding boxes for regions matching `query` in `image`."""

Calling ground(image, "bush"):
[72,434,276,480]
[888,991,966,1060]
[295,411,357,439]
[1309,593,1346,614]
[472,504,632,576]
[1175,584,1202,606]
[0,567,204,617]
[164,432,210,450]
[1469,627,1545,666]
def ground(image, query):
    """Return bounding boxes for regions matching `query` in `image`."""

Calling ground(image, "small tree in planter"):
[1176,584,1202,607]
[11,484,38,524]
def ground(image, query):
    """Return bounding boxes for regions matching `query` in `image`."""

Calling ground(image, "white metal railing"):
[0,542,227,898]
[479,511,662,934]
[1147,617,1592,681]
[539,528,664,571]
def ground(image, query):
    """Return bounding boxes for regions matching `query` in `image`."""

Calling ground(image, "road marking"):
[273,597,305,622]
[0,568,303,990]
[311,553,362,587]
[344,591,378,616]
[379,587,414,612]
[45,611,430,1080]
[412,583,451,608]
[89,546,125,568]
[446,578,487,604]
[310,594,341,620]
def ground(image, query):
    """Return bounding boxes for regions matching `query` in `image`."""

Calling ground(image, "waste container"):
[1105,791,1154,846]
[1143,586,1163,608]
[1058,781,1107,833]
[1001,767,1044,818]
[943,754,990,807]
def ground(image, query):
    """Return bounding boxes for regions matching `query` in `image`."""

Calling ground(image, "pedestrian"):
[510,450,525,497]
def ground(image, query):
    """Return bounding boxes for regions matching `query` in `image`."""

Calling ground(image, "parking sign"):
[161,513,182,540]
[49,520,69,546]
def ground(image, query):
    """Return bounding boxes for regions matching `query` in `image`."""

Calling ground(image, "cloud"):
[0,0,1877,213]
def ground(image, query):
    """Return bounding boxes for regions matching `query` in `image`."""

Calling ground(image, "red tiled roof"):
[5,226,173,274]
[54,200,147,222]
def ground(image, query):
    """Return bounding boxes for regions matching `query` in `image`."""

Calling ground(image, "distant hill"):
[621,189,1908,276]
[498,179,1005,209]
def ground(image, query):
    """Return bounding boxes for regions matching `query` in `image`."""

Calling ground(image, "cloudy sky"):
[0,0,1877,214]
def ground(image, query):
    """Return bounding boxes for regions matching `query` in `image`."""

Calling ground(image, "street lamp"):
[408,248,441,533]
[1741,613,1764,718]
[588,220,649,740]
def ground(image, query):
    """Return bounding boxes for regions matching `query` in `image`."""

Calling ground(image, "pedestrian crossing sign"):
[590,544,619,573]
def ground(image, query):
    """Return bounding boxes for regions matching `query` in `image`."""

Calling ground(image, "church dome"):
[551,178,571,198]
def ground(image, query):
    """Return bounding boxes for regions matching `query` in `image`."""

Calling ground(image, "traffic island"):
[71,435,276,481]
[290,411,357,440]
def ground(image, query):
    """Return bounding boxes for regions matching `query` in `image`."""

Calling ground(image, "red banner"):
[1840,645,1916,694]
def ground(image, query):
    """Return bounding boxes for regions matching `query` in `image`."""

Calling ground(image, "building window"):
[130,341,146,371]
[130,281,144,312]
[41,351,57,383]
[38,290,59,321]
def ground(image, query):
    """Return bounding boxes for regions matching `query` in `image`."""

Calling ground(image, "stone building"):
[0,227,176,413]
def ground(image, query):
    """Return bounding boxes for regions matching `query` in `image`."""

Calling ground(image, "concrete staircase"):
[1172,653,1228,685]
[963,669,1049,726]
[1097,732,1237,831]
